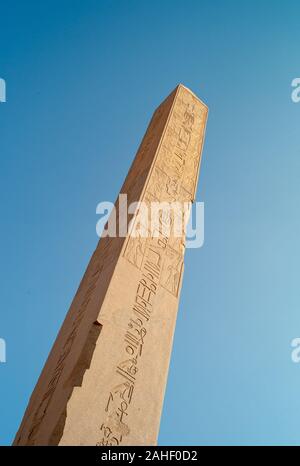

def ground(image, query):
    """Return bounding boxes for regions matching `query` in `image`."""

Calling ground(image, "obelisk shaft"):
[14,84,208,446]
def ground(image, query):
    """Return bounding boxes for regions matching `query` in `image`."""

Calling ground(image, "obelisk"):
[14,84,208,446]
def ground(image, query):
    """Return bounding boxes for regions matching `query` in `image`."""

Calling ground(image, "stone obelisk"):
[14,84,208,446]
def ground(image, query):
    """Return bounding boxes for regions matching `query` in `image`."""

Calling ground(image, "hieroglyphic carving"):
[19,237,118,445]
[124,233,146,270]
[98,234,164,445]
[123,85,206,292]
[14,85,207,447]
[160,247,183,297]
[154,88,207,203]
[99,86,207,445]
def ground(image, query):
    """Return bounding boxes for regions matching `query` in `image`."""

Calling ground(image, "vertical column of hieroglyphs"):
[124,84,207,294]
[94,85,208,446]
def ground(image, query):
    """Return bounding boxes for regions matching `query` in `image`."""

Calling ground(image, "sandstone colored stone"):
[14,84,208,446]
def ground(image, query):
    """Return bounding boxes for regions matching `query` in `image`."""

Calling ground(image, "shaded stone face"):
[13,84,208,446]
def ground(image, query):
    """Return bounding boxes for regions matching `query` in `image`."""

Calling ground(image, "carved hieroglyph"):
[13,84,208,446]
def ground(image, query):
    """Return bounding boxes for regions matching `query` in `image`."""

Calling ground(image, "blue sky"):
[0,0,300,446]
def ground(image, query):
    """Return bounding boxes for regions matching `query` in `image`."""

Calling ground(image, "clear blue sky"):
[0,0,300,446]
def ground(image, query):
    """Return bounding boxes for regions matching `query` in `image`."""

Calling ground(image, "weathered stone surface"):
[14,84,208,446]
